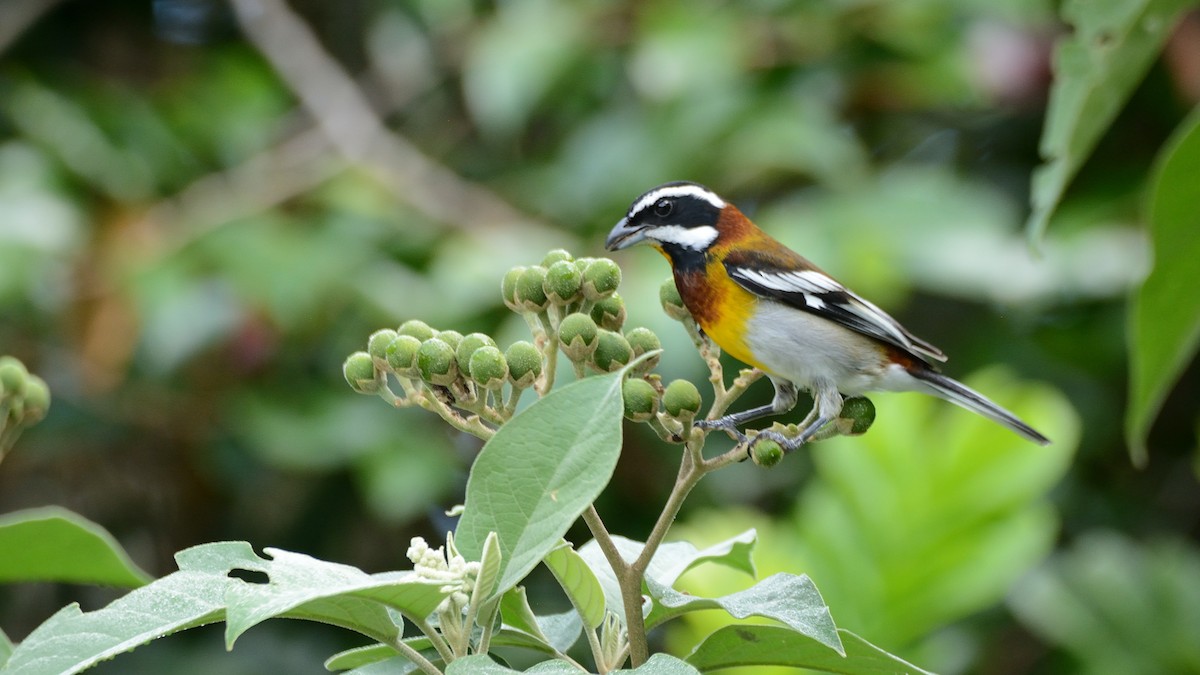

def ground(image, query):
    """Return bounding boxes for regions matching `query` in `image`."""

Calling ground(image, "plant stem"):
[580,506,646,667]
[390,636,444,675]
[413,616,456,665]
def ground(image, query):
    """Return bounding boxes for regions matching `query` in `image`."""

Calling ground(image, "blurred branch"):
[0,0,63,57]
[229,0,564,240]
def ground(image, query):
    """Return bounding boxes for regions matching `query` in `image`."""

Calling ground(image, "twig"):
[0,0,64,57]
[229,0,565,241]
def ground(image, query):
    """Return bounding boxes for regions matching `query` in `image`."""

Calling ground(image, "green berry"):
[558,313,599,361]
[397,319,436,342]
[624,326,661,374]
[469,346,508,389]
[368,329,399,364]
[624,327,661,356]
[541,249,574,267]
[622,378,659,422]
[592,330,632,372]
[436,330,464,353]
[501,266,525,311]
[517,266,550,312]
[21,375,50,425]
[417,338,458,386]
[659,278,691,321]
[582,258,621,301]
[840,396,876,435]
[663,379,702,418]
[456,333,497,377]
[544,260,583,305]
[343,351,380,394]
[0,356,28,398]
[590,293,626,331]
[386,335,422,375]
[751,437,784,468]
[505,341,542,388]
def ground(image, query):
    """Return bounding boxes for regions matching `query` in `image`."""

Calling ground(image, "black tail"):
[909,369,1050,445]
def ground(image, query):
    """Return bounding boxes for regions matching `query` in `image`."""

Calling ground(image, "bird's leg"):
[752,379,843,453]
[696,378,798,443]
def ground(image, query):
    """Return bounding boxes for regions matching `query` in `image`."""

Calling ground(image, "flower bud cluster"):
[407,536,481,615]
[0,355,52,457]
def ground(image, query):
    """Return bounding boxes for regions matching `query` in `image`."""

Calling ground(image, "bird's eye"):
[653,198,673,218]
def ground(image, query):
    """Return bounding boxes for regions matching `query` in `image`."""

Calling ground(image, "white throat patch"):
[647,225,719,250]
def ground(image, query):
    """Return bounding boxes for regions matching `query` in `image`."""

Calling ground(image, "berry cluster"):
[0,356,51,459]
[343,250,697,440]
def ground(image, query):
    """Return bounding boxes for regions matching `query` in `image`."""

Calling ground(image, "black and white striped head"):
[605,182,727,254]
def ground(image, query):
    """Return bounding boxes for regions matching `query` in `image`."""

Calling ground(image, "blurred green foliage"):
[1,0,1198,672]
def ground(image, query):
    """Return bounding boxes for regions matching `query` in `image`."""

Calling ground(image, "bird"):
[605,181,1050,452]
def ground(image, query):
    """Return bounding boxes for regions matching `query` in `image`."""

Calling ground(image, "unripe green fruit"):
[397,319,436,342]
[659,278,691,322]
[517,266,550,312]
[544,260,583,305]
[663,379,702,417]
[386,335,422,375]
[417,338,458,386]
[624,326,661,374]
[558,313,599,361]
[840,396,876,435]
[343,351,380,394]
[502,266,526,311]
[582,258,621,301]
[592,330,632,372]
[368,329,399,364]
[590,293,626,331]
[469,346,508,389]
[21,375,50,425]
[436,330,464,352]
[624,327,661,357]
[622,378,659,422]
[751,437,784,468]
[541,249,574,267]
[505,341,542,388]
[0,356,28,398]
[456,333,497,377]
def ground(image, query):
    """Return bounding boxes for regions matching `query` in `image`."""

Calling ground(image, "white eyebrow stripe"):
[629,184,726,218]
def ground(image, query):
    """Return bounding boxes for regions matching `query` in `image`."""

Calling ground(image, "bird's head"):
[605,182,728,257]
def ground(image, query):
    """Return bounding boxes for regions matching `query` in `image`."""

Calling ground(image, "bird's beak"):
[605,217,647,251]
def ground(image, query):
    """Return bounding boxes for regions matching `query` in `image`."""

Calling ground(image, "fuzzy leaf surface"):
[0,507,151,587]
[455,369,626,601]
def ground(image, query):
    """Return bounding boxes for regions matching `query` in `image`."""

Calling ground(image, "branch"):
[229,0,565,241]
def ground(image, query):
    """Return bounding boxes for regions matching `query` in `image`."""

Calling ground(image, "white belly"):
[743,300,903,395]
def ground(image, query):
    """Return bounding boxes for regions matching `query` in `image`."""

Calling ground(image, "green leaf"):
[1,627,12,667]
[1026,0,1192,241]
[0,543,249,675]
[1009,531,1200,674]
[221,546,448,648]
[499,586,548,641]
[0,507,152,587]
[577,530,760,625]
[1,542,448,675]
[614,653,701,674]
[325,644,400,671]
[687,626,932,674]
[647,573,843,656]
[1126,107,1200,466]
[444,654,581,674]
[544,543,606,629]
[455,369,627,601]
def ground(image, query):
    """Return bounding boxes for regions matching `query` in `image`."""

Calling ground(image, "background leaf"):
[455,370,626,601]
[1125,106,1200,465]
[685,626,932,674]
[1025,0,1192,241]
[1008,531,1200,674]
[0,507,151,587]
